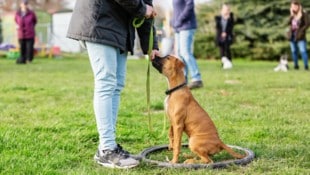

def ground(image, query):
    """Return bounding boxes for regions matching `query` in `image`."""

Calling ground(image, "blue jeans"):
[86,42,127,151]
[175,29,202,82]
[289,40,309,69]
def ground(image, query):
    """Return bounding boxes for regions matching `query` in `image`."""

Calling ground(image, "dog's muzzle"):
[151,55,164,73]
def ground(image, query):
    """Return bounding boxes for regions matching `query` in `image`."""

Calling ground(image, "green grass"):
[0,55,309,175]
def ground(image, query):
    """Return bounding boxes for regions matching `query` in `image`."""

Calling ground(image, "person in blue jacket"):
[172,0,203,89]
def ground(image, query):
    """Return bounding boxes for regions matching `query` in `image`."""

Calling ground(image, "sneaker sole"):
[189,85,203,89]
[94,155,139,169]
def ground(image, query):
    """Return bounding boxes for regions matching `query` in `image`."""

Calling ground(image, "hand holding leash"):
[145,5,157,19]
[150,50,160,60]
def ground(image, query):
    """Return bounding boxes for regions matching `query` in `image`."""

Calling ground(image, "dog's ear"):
[175,58,185,69]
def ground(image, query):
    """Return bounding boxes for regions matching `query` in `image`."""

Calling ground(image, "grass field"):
[0,55,309,175]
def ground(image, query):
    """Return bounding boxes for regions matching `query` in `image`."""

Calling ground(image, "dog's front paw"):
[168,144,173,151]
[184,158,196,164]
[170,159,178,164]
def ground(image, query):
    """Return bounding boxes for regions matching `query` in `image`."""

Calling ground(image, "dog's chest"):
[164,96,169,113]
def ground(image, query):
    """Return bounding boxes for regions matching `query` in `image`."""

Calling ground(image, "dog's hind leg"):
[188,139,214,164]
[183,153,212,164]
[190,147,214,164]
[183,157,198,164]
[182,151,197,164]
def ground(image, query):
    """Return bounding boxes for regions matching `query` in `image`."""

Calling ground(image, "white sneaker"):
[222,57,233,69]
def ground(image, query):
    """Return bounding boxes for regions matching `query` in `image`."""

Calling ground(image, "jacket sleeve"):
[296,11,310,40]
[286,17,292,40]
[32,11,37,25]
[214,16,221,44]
[113,0,146,18]
[228,13,234,36]
[300,11,310,32]
[136,18,159,54]
[14,12,18,25]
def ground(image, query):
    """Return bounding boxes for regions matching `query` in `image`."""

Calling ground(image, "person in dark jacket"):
[67,0,159,169]
[15,0,37,64]
[215,3,234,69]
[287,0,309,70]
[172,0,203,89]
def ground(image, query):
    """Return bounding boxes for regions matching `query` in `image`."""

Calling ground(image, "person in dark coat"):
[67,0,159,169]
[15,0,37,64]
[215,3,234,69]
[287,0,309,70]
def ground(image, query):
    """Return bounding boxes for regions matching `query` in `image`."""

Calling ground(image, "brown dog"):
[152,55,245,164]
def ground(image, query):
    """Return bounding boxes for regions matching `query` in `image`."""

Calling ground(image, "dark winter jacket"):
[66,0,158,54]
[172,0,197,33]
[15,9,37,39]
[287,10,310,41]
[215,13,234,46]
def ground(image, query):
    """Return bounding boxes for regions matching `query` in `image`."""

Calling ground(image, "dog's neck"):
[165,82,187,95]
[166,75,187,95]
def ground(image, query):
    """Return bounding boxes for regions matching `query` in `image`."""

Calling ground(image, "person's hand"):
[221,32,227,39]
[145,5,157,19]
[150,50,160,60]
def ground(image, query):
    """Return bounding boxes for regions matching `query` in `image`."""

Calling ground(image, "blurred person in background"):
[172,0,203,89]
[287,0,309,70]
[15,0,37,64]
[215,3,234,69]
[159,4,175,56]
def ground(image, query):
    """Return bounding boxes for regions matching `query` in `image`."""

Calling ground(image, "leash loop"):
[132,18,145,28]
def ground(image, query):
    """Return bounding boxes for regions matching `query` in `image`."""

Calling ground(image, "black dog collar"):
[165,82,187,95]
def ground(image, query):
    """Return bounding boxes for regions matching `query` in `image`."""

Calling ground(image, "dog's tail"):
[221,143,246,159]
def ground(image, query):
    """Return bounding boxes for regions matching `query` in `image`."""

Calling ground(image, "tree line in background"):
[1,0,310,60]
[195,0,310,60]
[0,0,67,13]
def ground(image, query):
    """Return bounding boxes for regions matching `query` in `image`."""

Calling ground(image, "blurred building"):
[51,10,82,53]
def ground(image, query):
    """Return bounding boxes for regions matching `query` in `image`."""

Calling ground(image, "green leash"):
[133,18,153,132]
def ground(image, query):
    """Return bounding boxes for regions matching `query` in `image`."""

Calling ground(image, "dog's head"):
[280,54,288,65]
[152,55,185,78]
[274,54,289,72]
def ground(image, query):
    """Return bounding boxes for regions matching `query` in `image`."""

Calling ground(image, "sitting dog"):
[274,54,289,72]
[152,55,245,164]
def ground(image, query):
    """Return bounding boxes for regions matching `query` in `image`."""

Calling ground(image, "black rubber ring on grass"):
[139,144,255,169]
